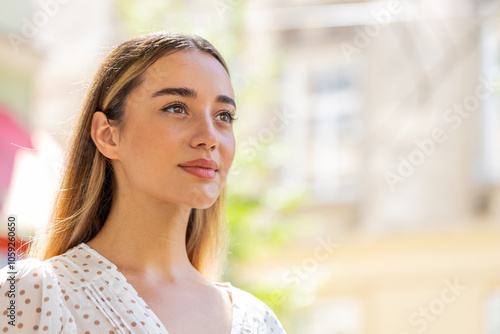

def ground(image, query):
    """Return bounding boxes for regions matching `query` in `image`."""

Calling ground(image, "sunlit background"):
[1,0,500,333]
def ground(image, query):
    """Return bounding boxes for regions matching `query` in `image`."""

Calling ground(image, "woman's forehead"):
[143,50,231,89]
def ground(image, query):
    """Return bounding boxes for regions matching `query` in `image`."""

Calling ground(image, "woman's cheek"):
[225,133,236,161]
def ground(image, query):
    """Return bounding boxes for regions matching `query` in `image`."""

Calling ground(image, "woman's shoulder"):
[0,243,87,287]
[216,281,288,333]
[0,257,56,286]
[0,258,76,332]
[0,257,62,306]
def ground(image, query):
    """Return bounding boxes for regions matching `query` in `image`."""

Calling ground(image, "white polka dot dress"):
[0,243,287,333]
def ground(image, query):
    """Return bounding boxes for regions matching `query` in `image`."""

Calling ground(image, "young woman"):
[0,32,286,333]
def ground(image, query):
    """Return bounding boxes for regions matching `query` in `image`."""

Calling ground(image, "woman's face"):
[114,49,236,209]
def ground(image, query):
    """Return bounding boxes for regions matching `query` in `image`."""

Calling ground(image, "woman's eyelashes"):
[160,102,238,123]
[161,102,187,114]
[216,111,238,123]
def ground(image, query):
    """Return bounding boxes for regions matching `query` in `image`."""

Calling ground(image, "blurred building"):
[1,0,500,333]
[238,0,500,333]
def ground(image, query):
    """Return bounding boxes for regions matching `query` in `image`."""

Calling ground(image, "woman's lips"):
[179,166,216,179]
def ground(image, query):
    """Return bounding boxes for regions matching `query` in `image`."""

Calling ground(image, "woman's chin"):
[183,195,218,210]
[183,187,220,209]
[191,199,218,210]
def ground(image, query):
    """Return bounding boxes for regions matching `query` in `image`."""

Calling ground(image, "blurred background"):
[1,0,500,333]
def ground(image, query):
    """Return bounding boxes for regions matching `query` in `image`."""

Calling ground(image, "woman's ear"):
[91,111,120,160]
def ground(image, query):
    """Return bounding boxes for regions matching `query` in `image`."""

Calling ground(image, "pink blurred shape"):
[0,105,34,210]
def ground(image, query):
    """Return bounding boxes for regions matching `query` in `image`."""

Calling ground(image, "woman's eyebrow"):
[151,87,236,108]
[216,95,236,109]
[151,87,196,98]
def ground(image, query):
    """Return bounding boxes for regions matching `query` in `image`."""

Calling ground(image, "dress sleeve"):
[0,258,76,333]
[233,286,288,333]
[258,298,287,333]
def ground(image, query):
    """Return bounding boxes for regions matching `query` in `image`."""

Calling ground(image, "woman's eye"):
[161,103,186,114]
[216,111,237,123]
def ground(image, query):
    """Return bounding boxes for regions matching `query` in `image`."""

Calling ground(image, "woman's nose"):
[190,113,219,151]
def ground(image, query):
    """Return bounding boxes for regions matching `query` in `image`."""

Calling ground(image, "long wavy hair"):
[26,32,231,281]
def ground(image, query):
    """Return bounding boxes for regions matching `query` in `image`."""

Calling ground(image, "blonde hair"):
[26,32,231,281]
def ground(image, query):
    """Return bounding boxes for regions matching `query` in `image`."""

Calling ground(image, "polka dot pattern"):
[0,258,77,333]
[0,242,287,333]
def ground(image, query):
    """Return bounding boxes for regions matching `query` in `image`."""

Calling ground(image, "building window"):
[308,66,363,203]
[484,289,500,334]
[477,19,500,188]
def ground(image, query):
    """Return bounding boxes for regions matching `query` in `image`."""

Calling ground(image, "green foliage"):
[222,137,309,327]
